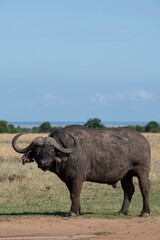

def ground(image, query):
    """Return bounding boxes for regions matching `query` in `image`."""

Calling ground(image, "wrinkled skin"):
[13,125,151,217]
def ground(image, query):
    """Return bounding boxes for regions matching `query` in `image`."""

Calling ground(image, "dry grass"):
[0,133,160,217]
[144,133,160,187]
[0,133,48,162]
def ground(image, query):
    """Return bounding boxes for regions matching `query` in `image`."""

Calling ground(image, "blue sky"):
[0,0,160,122]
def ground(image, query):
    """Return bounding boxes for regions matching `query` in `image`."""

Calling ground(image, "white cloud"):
[130,90,152,100]
[43,93,56,105]
[90,92,125,105]
[108,92,125,101]
[90,90,152,106]
[90,93,107,105]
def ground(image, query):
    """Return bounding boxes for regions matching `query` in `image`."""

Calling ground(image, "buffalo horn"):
[12,132,77,154]
[46,132,77,154]
[12,133,45,153]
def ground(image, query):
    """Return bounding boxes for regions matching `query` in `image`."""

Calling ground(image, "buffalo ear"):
[55,157,62,163]
[55,155,68,162]
[22,153,34,165]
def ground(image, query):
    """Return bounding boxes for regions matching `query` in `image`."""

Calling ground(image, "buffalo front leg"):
[118,175,135,216]
[66,178,83,217]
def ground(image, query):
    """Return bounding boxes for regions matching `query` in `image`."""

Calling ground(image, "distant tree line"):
[129,121,160,133]
[0,119,160,133]
[86,118,160,133]
[0,120,62,133]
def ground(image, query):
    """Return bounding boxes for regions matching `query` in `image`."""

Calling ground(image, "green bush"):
[145,121,160,132]
[39,121,52,133]
[129,125,145,133]
[8,124,17,133]
[0,120,10,133]
[84,118,106,129]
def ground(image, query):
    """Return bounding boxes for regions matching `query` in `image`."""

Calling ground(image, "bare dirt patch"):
[0,216,160,240]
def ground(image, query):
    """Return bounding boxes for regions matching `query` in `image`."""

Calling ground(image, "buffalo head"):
[12,132,77,171]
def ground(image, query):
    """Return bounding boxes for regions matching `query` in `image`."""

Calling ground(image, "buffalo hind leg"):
[66,178,83,217]
[137,171,150,217]
[118,175,135,216]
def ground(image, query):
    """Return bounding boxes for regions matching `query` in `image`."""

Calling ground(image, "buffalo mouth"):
[38,165,50,171]
[37,162,52,171]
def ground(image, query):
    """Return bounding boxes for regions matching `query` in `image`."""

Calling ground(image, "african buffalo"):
[12,125,151,217]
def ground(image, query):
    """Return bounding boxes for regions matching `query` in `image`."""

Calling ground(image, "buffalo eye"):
[35,148,41,157]
[50,149,55,155]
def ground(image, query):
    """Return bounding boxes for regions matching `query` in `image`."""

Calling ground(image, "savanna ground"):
[0,133,160,239]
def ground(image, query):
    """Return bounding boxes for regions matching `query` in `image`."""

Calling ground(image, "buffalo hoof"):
[67,213,77,217]
[112,184,117,188]
[117,211,128,216]
[139,213,149,218]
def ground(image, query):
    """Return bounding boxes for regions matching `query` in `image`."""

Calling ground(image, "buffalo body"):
[12,125,151,217]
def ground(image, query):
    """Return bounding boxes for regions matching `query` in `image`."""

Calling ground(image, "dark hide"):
[14,125,151,217]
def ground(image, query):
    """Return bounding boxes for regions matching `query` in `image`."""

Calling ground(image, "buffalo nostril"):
[39,160,49,166]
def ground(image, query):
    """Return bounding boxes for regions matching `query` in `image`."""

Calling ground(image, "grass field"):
[0,133,160,218]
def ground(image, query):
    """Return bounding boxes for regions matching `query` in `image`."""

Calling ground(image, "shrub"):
[145,121,160,132]
[39,121,52,133]
[84,118,106,129]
